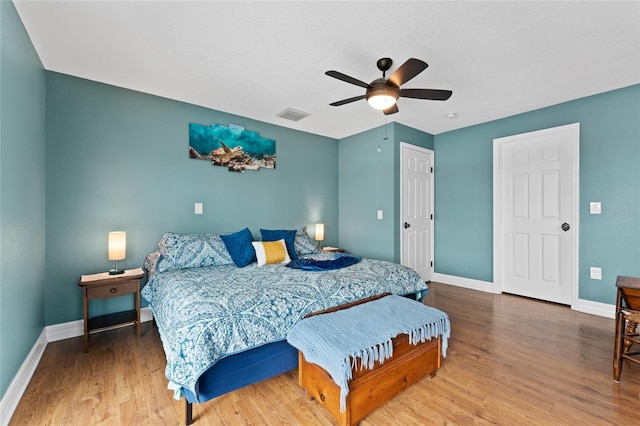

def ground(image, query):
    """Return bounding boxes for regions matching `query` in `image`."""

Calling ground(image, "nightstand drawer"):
[86,280,138,299]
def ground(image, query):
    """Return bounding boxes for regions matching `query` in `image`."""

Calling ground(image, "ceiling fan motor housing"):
[366,78,400,109]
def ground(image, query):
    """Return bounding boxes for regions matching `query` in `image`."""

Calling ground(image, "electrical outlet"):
[590,267,602,280]
[195,203,203,215]
[377,210,383,220]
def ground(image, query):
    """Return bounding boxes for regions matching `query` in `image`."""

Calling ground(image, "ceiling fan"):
[326,57,452,115]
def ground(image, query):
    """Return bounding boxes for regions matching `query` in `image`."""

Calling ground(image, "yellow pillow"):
[252,239,291,266]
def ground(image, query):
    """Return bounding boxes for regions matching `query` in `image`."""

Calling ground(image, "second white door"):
[494,123,579,305]
[400,143,433,282]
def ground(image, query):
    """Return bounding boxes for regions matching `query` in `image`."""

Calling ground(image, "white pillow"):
[252,239,291,266]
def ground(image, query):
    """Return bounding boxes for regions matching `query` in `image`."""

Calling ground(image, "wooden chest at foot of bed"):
[298,333,442,426]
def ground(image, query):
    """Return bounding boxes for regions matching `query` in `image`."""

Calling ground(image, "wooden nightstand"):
[322,246,346,253]
[78,267,145,352]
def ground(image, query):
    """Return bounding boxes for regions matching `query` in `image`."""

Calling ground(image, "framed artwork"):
[189,122,276,172]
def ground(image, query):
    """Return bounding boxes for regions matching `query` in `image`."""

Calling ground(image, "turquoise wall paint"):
[434,84,640,304]
[433,124,494,281]
[0,0,46,399]
[339,124,395,260]
[338,122,433,262]
[45,72,338,325]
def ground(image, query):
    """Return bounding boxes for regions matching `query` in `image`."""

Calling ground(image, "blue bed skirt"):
[182,339,299,404]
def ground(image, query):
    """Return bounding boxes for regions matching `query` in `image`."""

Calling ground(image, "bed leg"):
[185,400,193,425]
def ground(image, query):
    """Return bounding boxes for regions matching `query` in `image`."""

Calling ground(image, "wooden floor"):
[10,282,640,425]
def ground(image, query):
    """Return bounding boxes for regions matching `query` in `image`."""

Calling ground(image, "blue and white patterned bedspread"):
[141,252,427,400]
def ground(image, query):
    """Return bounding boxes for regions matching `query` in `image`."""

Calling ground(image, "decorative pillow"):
[220,228,256,267]
[294,226,319,255]
[156,232,234,272]
[144,250,162,278]
[260,229,298,260]
[252,239,291,266]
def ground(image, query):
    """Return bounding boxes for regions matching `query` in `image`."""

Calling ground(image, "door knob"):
[561,223,570,232]
[404,222,411,229]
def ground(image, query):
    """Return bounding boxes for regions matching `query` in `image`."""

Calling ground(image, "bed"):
[141,228,428,424]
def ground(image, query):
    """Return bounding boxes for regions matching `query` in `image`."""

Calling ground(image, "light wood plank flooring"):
[10,282,640,425]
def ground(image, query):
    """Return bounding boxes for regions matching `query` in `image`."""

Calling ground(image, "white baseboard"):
[575,298,615,319]
[433,273,615,319]
[433,273,498,294]
[0,329,47,426]
[45,318,83,342]
[0,308,154,424]
[46,307,154,342]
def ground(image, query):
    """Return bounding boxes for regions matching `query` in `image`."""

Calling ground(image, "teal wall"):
[339,124,396,261]
[0,1,47,399]
[434,84,640,304]
[338,122,433,262]
[45,72,339,325]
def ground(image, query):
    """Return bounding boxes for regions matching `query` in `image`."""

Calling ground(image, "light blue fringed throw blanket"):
[287,295,450,412]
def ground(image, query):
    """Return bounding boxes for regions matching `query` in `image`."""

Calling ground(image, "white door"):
[400,143,434,282]
[494,123,579,305]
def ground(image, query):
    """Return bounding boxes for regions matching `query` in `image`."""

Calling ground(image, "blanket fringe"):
[337,318,450,412]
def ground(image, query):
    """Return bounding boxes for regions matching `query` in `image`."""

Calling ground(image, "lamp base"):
[109,269,125,275]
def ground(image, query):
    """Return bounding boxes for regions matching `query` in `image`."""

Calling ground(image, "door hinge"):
[430,261,433,268]
[430,166,434,173]
[430,214,433,220]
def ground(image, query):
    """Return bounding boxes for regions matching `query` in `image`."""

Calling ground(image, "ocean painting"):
[189,123,276,172]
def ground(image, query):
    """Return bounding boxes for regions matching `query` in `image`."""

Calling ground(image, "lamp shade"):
[315,223,324,242]
[367,93,398,110]
[108,231,126,261]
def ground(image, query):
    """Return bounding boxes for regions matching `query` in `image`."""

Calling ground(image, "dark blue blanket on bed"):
[286,253,362,271]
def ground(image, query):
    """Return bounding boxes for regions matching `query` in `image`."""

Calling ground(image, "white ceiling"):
[14,1,640,139]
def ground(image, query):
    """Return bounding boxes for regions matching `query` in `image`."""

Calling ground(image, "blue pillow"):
[260,229,298,260]
[220,228,256,267]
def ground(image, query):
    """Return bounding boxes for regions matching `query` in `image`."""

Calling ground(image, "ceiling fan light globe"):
[367,93,398,110]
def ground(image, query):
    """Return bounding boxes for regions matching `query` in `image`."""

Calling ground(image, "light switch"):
[590,202,601,215]
[590,267,602,280]
[195,203,203,215]
[377,210,383,220]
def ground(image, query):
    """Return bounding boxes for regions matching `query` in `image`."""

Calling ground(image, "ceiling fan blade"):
[325,70,371,89]
[329,95,366,106]
[400,88,452,101]
[388,58,428,87]
[383,104,399,115]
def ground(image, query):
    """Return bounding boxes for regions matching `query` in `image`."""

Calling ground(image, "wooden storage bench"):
[292,294,446,426]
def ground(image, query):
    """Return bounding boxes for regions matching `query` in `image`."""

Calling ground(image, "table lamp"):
[315,223,324,249]
[108,231,126,275]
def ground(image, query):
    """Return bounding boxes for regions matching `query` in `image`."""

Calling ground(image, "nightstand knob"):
[110,287,117,293]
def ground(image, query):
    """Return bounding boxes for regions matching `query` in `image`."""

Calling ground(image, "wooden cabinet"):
[78,268,145,352]
[296,294,443,426]
[322,246,346,253]
[299,335,441,426]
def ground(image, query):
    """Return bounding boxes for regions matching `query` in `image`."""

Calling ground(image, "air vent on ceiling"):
[276,108,310,122]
